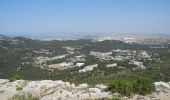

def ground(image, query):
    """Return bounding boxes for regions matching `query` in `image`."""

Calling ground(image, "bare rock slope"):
[0,79,170,100]
[0,79,111,100]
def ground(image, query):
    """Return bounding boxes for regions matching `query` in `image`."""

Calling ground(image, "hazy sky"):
[0,0,170,34]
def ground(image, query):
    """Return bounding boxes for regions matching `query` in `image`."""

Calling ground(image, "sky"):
[0,0,170,35]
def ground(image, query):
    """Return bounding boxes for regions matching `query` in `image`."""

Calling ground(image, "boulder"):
[154,81,170,89]
[95,84,107,90]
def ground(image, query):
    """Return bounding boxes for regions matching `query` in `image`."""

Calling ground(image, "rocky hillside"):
[0,79,112,100]
[0,79,170,100]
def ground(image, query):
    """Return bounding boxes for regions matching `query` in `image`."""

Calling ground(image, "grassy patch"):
[10,94,38,100]
[16,85,23,91]
[9,75,23,82]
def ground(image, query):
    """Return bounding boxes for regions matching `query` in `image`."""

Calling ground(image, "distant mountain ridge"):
[0,35,11,40]
[1,33,170,45]
[1,33,170,40]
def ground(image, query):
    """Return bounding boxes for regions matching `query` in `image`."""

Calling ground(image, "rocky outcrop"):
[0,79,112,100]
[0,79,170,100]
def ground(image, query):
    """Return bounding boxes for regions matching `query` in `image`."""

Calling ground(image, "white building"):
[106,63,117,67]
[129,60,145,69]
[90,51,112,59]
[123,38,136,44]
[76,63,84,67]
[139,51,151,59]
[79,64,98,73]
[48,62,74,70]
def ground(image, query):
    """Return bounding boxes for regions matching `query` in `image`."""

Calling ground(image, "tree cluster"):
[108,77,155,96]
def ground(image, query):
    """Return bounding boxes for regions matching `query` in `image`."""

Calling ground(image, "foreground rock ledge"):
[0,79,112,100]
[0,79,170,100]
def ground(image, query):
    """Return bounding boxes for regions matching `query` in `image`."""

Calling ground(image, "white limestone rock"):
[1,79,170,100]
[154,81,170,89]
[89,88,101,93]
[0,79,112,100]
[95,84,107,90]
[77,83,88,89]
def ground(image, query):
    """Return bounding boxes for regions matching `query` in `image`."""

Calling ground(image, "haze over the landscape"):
[1,1,170,100]
[0,0,170,37]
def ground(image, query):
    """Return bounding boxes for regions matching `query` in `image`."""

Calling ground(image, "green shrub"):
[10,94,38,100]
[9,75,23,82]
[16,85,23,91]
[133,77,155,95]
[108,77,155,96]
[108,79,133,96]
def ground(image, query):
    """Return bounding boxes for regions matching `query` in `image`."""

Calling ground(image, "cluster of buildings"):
[63,46,78,55]
[48,62,74,70]
[90,49,153,61]
[33,49,52,55]
[9,39,24,45]
[138,51,151,60]
[90,49,135,61]
[69,55,86,62]
[32,46,158,71]
[90,51,112,60]
[34,54,68,65]
[129,60,146,69]
[111,49,135,61]
[149,46,168,49]
[89,49,157,69]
